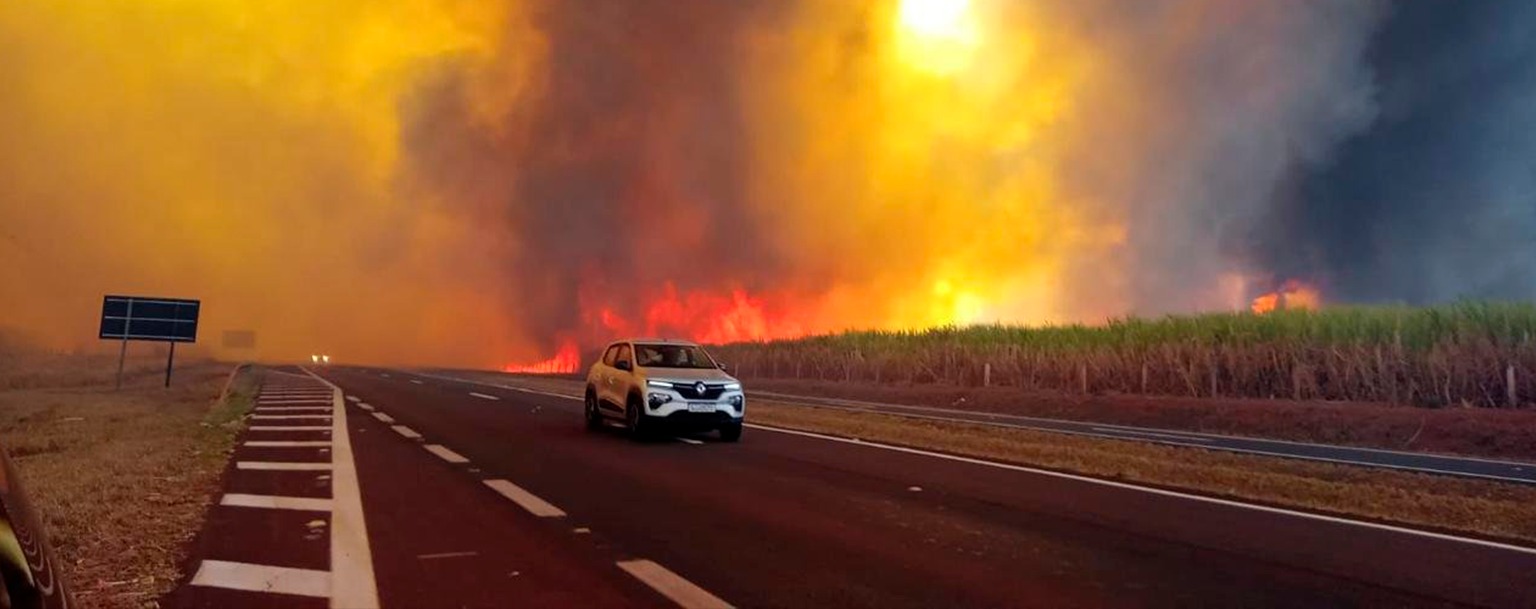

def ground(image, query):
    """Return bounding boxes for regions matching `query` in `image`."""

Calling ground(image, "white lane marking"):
[483,479,567,517]
[1090,427,1217,443]
[413,372,579,401]
[238,461,331,471]
[190,560,330,599]
[417,551,479,560]
[250,425,332,432]
[469,392,501,401]
[222,493,334,512]
[346,395,362,403]
[257,400,334,406]
[424,444,469,464]
[261,391,334,396]
[358,403,376,411]
[256,406,333,412]
[616,559,733,609]
[252,414,333,420]
[246,441,332,448]
[392,425,422,440]
[381,373,391,378]
[371,412,395,424]
[674,436,704,445]
[302,366,381,609]
[745,424,1536,557]
[410,379,424,385]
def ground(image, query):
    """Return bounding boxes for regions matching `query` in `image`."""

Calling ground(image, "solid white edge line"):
[1089,427,1216,443]
[251,415,333,420]
[222,493,334,512]
[616,559,733,609]
[190,559,330,598]
[420,374,1536,552]
[424,444,469,464]
[744,423,1536,556]
[482,479,567,517]
[469,392,500,401]
[237,461,331,471]
[302,366,381,609]
[246,440,332,447]
[392,425,422,440]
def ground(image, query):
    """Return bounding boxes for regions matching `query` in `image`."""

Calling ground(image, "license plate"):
[687,402,717,413]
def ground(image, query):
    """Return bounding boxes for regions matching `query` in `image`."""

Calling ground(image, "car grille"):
[672,383,726,400]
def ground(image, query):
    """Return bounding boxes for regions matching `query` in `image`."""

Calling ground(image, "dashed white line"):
[371,412,395,424]
[250,426,332,432]
[410,379,424,385]
[346,396,362,403]
[221,493,334,512]
[616,559,733,609]
[424,444,469,464]
[357,403,376,411]
[190,560,330,599]
[469,392,500,401]
[674,436,704,445]
[245,440,332,448]
[483,479,567,517]
[237,461,332,471]
[392,425,422,440]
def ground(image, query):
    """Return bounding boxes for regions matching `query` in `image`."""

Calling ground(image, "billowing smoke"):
[0,0,1528,368]
[1253,0,1536,303]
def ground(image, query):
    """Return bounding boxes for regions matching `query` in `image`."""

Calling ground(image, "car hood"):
[643,368,737,384]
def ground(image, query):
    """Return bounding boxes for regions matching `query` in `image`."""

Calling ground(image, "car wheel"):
[584,388,602,431]
[626,394,649,439]
[719,422,743,443]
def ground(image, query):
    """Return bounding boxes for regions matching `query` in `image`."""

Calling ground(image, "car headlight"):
[724,382,742,391]
[728,395,744,408]
[648,393,674,407]
[646,380,674,388]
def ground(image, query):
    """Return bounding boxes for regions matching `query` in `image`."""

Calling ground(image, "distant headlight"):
[646,380,674,388]
[724,382,742,391]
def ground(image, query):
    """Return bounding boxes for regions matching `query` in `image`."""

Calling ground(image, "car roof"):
[611,338,700,347]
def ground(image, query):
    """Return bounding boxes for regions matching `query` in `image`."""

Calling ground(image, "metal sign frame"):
[98,295,201,389]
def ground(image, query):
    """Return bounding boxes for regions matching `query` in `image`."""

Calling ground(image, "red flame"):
[1251,279,1321,314]
[503,339,581,374]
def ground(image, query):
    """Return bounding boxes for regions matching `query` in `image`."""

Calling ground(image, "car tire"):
[626,394,650,439]
[584,388,602,431]
[719,422,743,442]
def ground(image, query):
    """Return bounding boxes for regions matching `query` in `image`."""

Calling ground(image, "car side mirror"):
[616,360,632,372]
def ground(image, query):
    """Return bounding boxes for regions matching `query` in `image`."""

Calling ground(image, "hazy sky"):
[1,0,1529,368]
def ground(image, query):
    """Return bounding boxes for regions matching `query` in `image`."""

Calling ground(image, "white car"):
[584,339,745,441]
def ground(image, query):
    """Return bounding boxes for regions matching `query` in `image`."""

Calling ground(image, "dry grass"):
[0,353,255,609]
[749,401,1536,544]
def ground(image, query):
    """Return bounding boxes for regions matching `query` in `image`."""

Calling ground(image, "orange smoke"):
[504,340,581,374]
[1251,280,1322,314]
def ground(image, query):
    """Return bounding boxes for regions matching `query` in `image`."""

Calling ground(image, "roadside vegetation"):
[710,302,1536,408]
[0,349,254,609]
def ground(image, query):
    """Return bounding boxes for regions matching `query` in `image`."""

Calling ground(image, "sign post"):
[99,295,201,390]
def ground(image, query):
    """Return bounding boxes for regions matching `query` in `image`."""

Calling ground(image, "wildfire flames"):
[505,340,581,374]
[1251,280,1322,314]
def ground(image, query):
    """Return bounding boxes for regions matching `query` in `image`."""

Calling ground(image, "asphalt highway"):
[171,367,1536,608]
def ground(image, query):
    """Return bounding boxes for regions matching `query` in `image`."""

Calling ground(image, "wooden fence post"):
[1507,364,1518,407]
[983,363,992,387]
[1079,362,1088,394]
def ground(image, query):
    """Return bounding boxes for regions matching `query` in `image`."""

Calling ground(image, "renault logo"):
[694,382,707,395]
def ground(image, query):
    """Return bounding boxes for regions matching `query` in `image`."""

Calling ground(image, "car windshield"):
[634,343,718,369]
